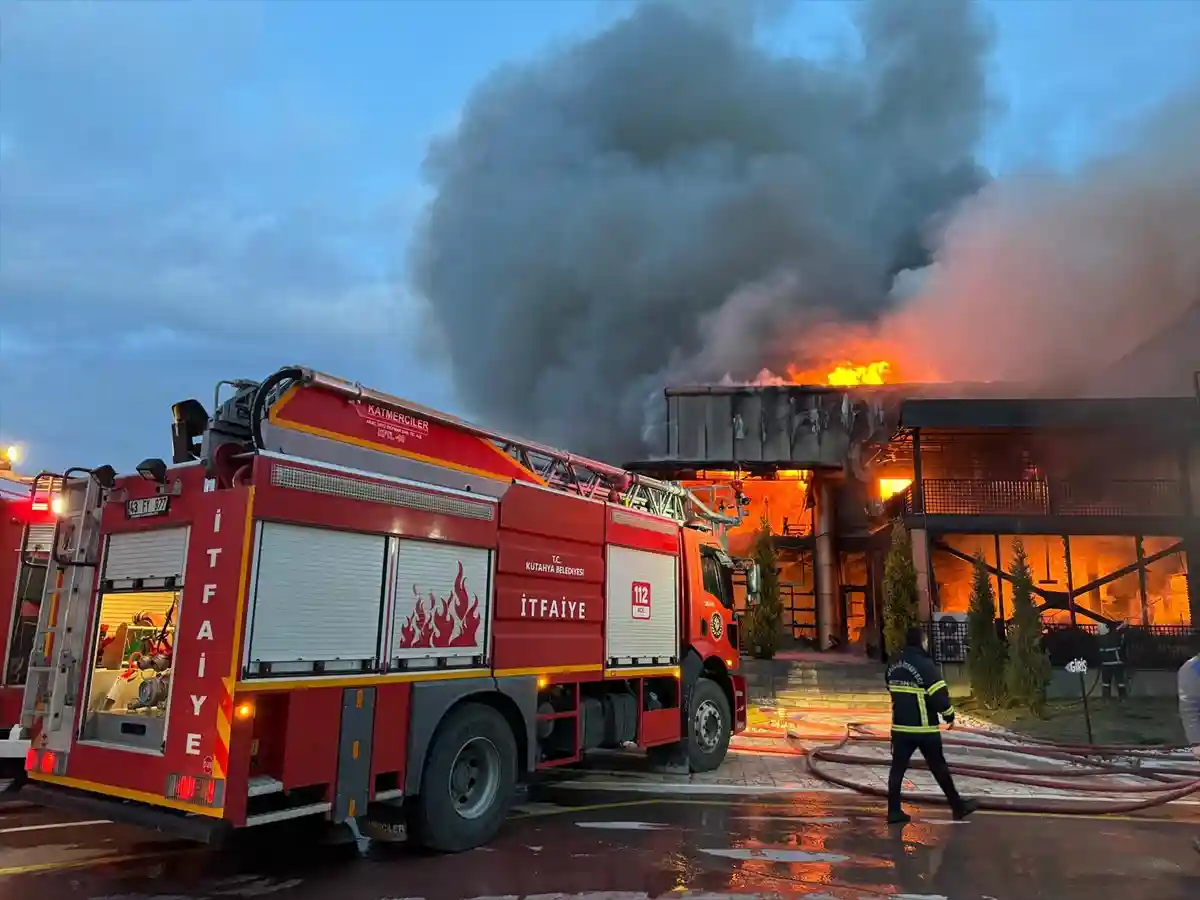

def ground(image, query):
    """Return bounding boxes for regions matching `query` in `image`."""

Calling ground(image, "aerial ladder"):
[181,365,746,535]
[21,468,113,756]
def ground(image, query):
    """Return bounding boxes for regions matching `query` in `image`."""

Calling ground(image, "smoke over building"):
[411,0,1199,659]
[414,0,1200,463]
[412,0,992,461]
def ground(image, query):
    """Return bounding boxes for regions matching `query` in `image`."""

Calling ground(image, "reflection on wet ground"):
[1,792,1197,899]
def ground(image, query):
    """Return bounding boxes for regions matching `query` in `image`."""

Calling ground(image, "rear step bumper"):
[20,782,229,844]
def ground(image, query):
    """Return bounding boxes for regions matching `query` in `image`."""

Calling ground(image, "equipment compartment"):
[604,544,679,666]
[389,539,491,663]
[245,522,388,675]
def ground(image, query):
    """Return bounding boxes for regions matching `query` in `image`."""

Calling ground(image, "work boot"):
[953,799,979,821]
[887,810,912,825]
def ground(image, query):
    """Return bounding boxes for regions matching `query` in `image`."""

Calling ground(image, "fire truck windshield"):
[700,553,735,610]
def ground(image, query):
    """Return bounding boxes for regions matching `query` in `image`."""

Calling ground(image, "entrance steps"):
[742,652,892,709]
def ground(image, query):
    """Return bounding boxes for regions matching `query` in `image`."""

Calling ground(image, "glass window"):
[4,560,47,686]
[700,555,734,610]
[779,549,815,641]
[1142,536,1189,626]
[80,590,179,753]
[1066,535,1142,623]
[930,536,994,616]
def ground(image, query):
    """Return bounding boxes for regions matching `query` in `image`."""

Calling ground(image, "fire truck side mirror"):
[746,563,762,599]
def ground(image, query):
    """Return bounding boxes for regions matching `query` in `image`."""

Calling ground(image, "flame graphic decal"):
[396,561,482,650]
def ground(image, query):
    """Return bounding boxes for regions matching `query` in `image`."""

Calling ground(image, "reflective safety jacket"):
[885,647,955,735]
[1098,628,1126,668]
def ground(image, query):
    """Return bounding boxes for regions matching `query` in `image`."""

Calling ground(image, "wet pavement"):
[2,791,1198,899]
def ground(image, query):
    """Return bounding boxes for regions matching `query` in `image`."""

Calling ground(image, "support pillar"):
[814,478,839,650]
[1135,537,1151,625]
[911,527,933,620]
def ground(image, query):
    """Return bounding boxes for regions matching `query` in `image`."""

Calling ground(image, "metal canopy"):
[899,396,1200,434]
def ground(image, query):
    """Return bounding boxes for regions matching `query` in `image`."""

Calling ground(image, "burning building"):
[629,310,1200,654]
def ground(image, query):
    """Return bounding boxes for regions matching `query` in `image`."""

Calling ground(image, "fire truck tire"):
[687,677,732,773]
[410,702,518,853]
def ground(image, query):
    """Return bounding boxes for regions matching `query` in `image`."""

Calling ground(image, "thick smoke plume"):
[412,0,993,460]
[879,90,1200,397]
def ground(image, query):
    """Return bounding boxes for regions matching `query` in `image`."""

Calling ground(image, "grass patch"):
[959,696,1187,747]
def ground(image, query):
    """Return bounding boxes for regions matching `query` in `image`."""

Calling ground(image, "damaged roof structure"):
[629,298,1199,654]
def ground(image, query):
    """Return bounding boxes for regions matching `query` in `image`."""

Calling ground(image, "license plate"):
[126,495,170,519]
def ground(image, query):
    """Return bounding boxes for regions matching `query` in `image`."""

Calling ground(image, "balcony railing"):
[923,619,1200,670]
[896,478,1186,518]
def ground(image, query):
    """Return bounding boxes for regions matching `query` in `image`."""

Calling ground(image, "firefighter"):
[885,626,978,825]
[1097,621,1128,700]
[1177,649,1200,855]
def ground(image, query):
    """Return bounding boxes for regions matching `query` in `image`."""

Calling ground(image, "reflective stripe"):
[927,680,947,695]
[889,683,929,728]
[944,705,956,717]
[892,724,941,734]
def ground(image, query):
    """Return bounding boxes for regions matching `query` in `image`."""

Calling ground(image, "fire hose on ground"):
[728,705,1200,815]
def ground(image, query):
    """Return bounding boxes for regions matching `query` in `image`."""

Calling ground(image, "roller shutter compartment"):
[605,545,679,666]
[391,539,491,662]
[246,522,387,675]
[103,527,190,588]
[24,523,57,556]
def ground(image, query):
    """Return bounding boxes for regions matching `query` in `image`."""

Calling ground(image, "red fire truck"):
[18,367,757,850]
[1,474,62,774]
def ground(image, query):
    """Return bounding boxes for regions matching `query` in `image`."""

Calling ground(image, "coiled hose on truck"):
[728,705,1200,815]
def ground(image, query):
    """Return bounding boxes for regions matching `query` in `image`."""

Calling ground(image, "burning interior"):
[630,355,1200,661]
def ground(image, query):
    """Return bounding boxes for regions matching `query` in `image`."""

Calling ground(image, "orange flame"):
[878,477,912,500]
[825,360,892,386]
[782,359,895,387]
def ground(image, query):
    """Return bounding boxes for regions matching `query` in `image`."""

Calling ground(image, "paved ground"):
[2,791,1198,899]
[544,706,1200,810]
[4,701,1197,898]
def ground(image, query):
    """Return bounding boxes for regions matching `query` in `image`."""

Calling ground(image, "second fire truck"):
[1,474,62,772]
[18,366,758,850]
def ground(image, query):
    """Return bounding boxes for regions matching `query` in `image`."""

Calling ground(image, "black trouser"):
[887,731,964,816]
[1101,663,1127,699]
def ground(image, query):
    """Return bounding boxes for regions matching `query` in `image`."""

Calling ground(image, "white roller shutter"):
[24,523,56,555]
[391,540,491,661]
[104,528,190,586]
[605,545,679,665]
[247,523,386,671]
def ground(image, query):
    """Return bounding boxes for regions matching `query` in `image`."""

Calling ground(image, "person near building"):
[1177,649,1200,855]
[884,626,978,825]
[1097,621,1129,700]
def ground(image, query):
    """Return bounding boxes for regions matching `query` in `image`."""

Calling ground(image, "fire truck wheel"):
[411,702,518,853]
[687,677,731,773]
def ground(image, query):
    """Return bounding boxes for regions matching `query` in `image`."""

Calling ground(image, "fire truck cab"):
[18,367,756,851]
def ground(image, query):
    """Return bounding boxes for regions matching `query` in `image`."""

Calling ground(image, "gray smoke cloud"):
[880,89,1200,397]
[412,0,993,460]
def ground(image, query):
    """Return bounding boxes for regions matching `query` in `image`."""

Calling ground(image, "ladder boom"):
[254,366,739,527]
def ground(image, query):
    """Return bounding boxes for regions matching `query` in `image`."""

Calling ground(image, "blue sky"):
[2,0,1199,473]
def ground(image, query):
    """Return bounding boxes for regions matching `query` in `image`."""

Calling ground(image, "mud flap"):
[333,687,375,825]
